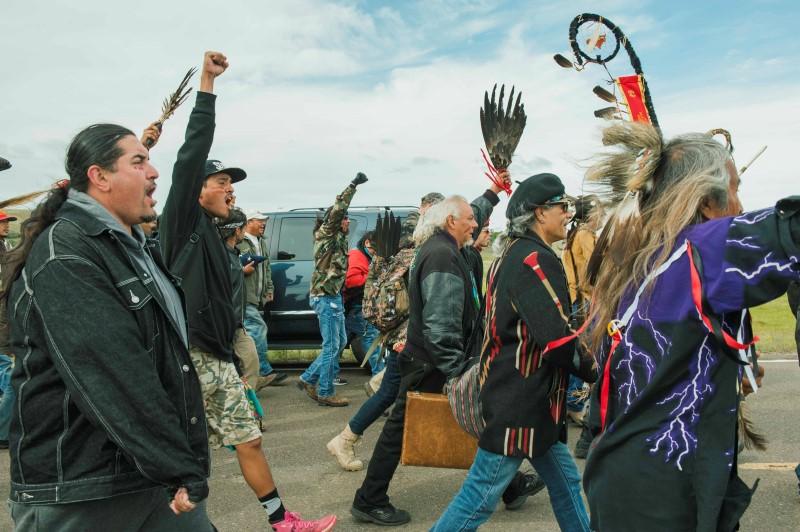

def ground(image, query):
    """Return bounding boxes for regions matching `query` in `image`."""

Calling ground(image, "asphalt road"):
[0,356,798,531]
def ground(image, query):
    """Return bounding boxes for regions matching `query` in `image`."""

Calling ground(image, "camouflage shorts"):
[189,347,261,448]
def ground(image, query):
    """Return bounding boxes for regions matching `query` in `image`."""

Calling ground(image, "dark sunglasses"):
[537,201,573,213]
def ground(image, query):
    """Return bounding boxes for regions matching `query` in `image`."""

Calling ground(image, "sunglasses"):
[538,201,574,213]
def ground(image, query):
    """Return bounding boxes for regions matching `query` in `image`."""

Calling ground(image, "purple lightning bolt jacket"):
[585,197,800,532]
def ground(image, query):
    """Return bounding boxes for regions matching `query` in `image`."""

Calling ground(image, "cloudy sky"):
[1,0,798,225]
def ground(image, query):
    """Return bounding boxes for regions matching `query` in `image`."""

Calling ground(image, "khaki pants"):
[233,327,259,385]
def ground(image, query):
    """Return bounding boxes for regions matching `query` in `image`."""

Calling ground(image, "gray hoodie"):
[66,190,187,346]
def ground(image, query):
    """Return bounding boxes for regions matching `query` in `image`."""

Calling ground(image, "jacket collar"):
[57,199,112,237]
[435,229,459,248]
[516,232,559,259]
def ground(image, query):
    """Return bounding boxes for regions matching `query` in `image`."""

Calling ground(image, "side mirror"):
[277,251,296,260]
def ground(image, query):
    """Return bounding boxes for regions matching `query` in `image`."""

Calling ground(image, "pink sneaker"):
[272,511,337,532]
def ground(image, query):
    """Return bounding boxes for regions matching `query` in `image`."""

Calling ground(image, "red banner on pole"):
[616,74,652,124]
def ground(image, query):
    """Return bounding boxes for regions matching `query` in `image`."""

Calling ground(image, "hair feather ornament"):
[480,84,526,195]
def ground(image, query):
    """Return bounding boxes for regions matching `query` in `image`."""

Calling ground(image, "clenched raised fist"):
[203,51,228,78]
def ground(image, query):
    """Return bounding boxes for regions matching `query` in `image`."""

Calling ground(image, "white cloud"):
[0,0,796,230]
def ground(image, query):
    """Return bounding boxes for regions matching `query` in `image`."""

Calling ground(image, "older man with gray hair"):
[351,195,479,526]
[238,209,287,388]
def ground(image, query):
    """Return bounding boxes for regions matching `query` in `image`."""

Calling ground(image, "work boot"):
[317,394,349,407]
[296,379,318,401]
[256,373,278,391]
[326,424,363,471]
[365,368,384,397]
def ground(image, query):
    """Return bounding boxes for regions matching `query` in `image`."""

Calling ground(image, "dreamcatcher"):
[554,13,659,130]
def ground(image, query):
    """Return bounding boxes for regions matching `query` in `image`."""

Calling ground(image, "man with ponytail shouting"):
[3,126,213,527]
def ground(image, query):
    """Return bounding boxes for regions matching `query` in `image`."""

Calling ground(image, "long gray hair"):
[492,211,537,256]
[413,195,468,246]
[587,123,734,352]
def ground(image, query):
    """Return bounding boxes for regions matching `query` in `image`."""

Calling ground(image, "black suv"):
[262,206,415,349]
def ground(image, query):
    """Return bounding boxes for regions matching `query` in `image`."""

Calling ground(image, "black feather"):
[373,212,401,258]
[480,83,527,170]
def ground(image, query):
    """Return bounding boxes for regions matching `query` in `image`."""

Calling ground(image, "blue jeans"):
[349,350,401,435]
[345,302,383,374]
[302,294,347,398]
[243,305,273,376]
[0,353,15,441]
[431,443,590,532]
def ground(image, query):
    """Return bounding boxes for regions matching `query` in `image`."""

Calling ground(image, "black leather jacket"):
[404,231,479,379]
[7,202,209,505]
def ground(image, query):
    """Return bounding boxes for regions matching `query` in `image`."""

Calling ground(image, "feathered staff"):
[554,13,660,131]
[372,212,402,259]
[143,67,197,148]
[480,84,526,195]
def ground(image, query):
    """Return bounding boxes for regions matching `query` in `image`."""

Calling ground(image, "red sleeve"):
[345,250,370,289]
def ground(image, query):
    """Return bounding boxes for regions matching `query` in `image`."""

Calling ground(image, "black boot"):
[574,424,593,459]
[503,471,546,510]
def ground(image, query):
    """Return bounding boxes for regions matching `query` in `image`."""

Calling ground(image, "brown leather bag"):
[400,391,478,469]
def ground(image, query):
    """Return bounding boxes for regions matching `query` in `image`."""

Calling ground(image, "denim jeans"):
[0,353,14,441]
[243,305,273,376]
[431,443,590,532]
[349,350,401,435]
[345,302,383,374]
[302,294,347,398]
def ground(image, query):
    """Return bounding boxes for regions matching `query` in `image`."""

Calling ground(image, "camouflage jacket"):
[364,247,416,347]
[310,183,357,296]
[399,210,419,248]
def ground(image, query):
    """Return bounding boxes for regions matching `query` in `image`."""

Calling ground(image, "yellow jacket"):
[562,228,596,303]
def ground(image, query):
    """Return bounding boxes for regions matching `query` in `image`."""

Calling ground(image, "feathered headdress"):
[583,121,664,282]
[480,84,526,195]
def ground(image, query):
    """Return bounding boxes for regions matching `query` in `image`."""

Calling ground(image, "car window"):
[277,217,315,261]
[347,219,361,248]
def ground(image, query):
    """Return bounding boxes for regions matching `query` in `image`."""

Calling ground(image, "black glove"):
[351,172,368,187]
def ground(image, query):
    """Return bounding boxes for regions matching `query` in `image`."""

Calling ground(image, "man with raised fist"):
[160,51,336,532]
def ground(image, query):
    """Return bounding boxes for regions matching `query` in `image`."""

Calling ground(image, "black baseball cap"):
[204,159,247,183]
[506,173,574,219]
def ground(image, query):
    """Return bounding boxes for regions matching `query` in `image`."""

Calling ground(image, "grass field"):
[749,295,797,354]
